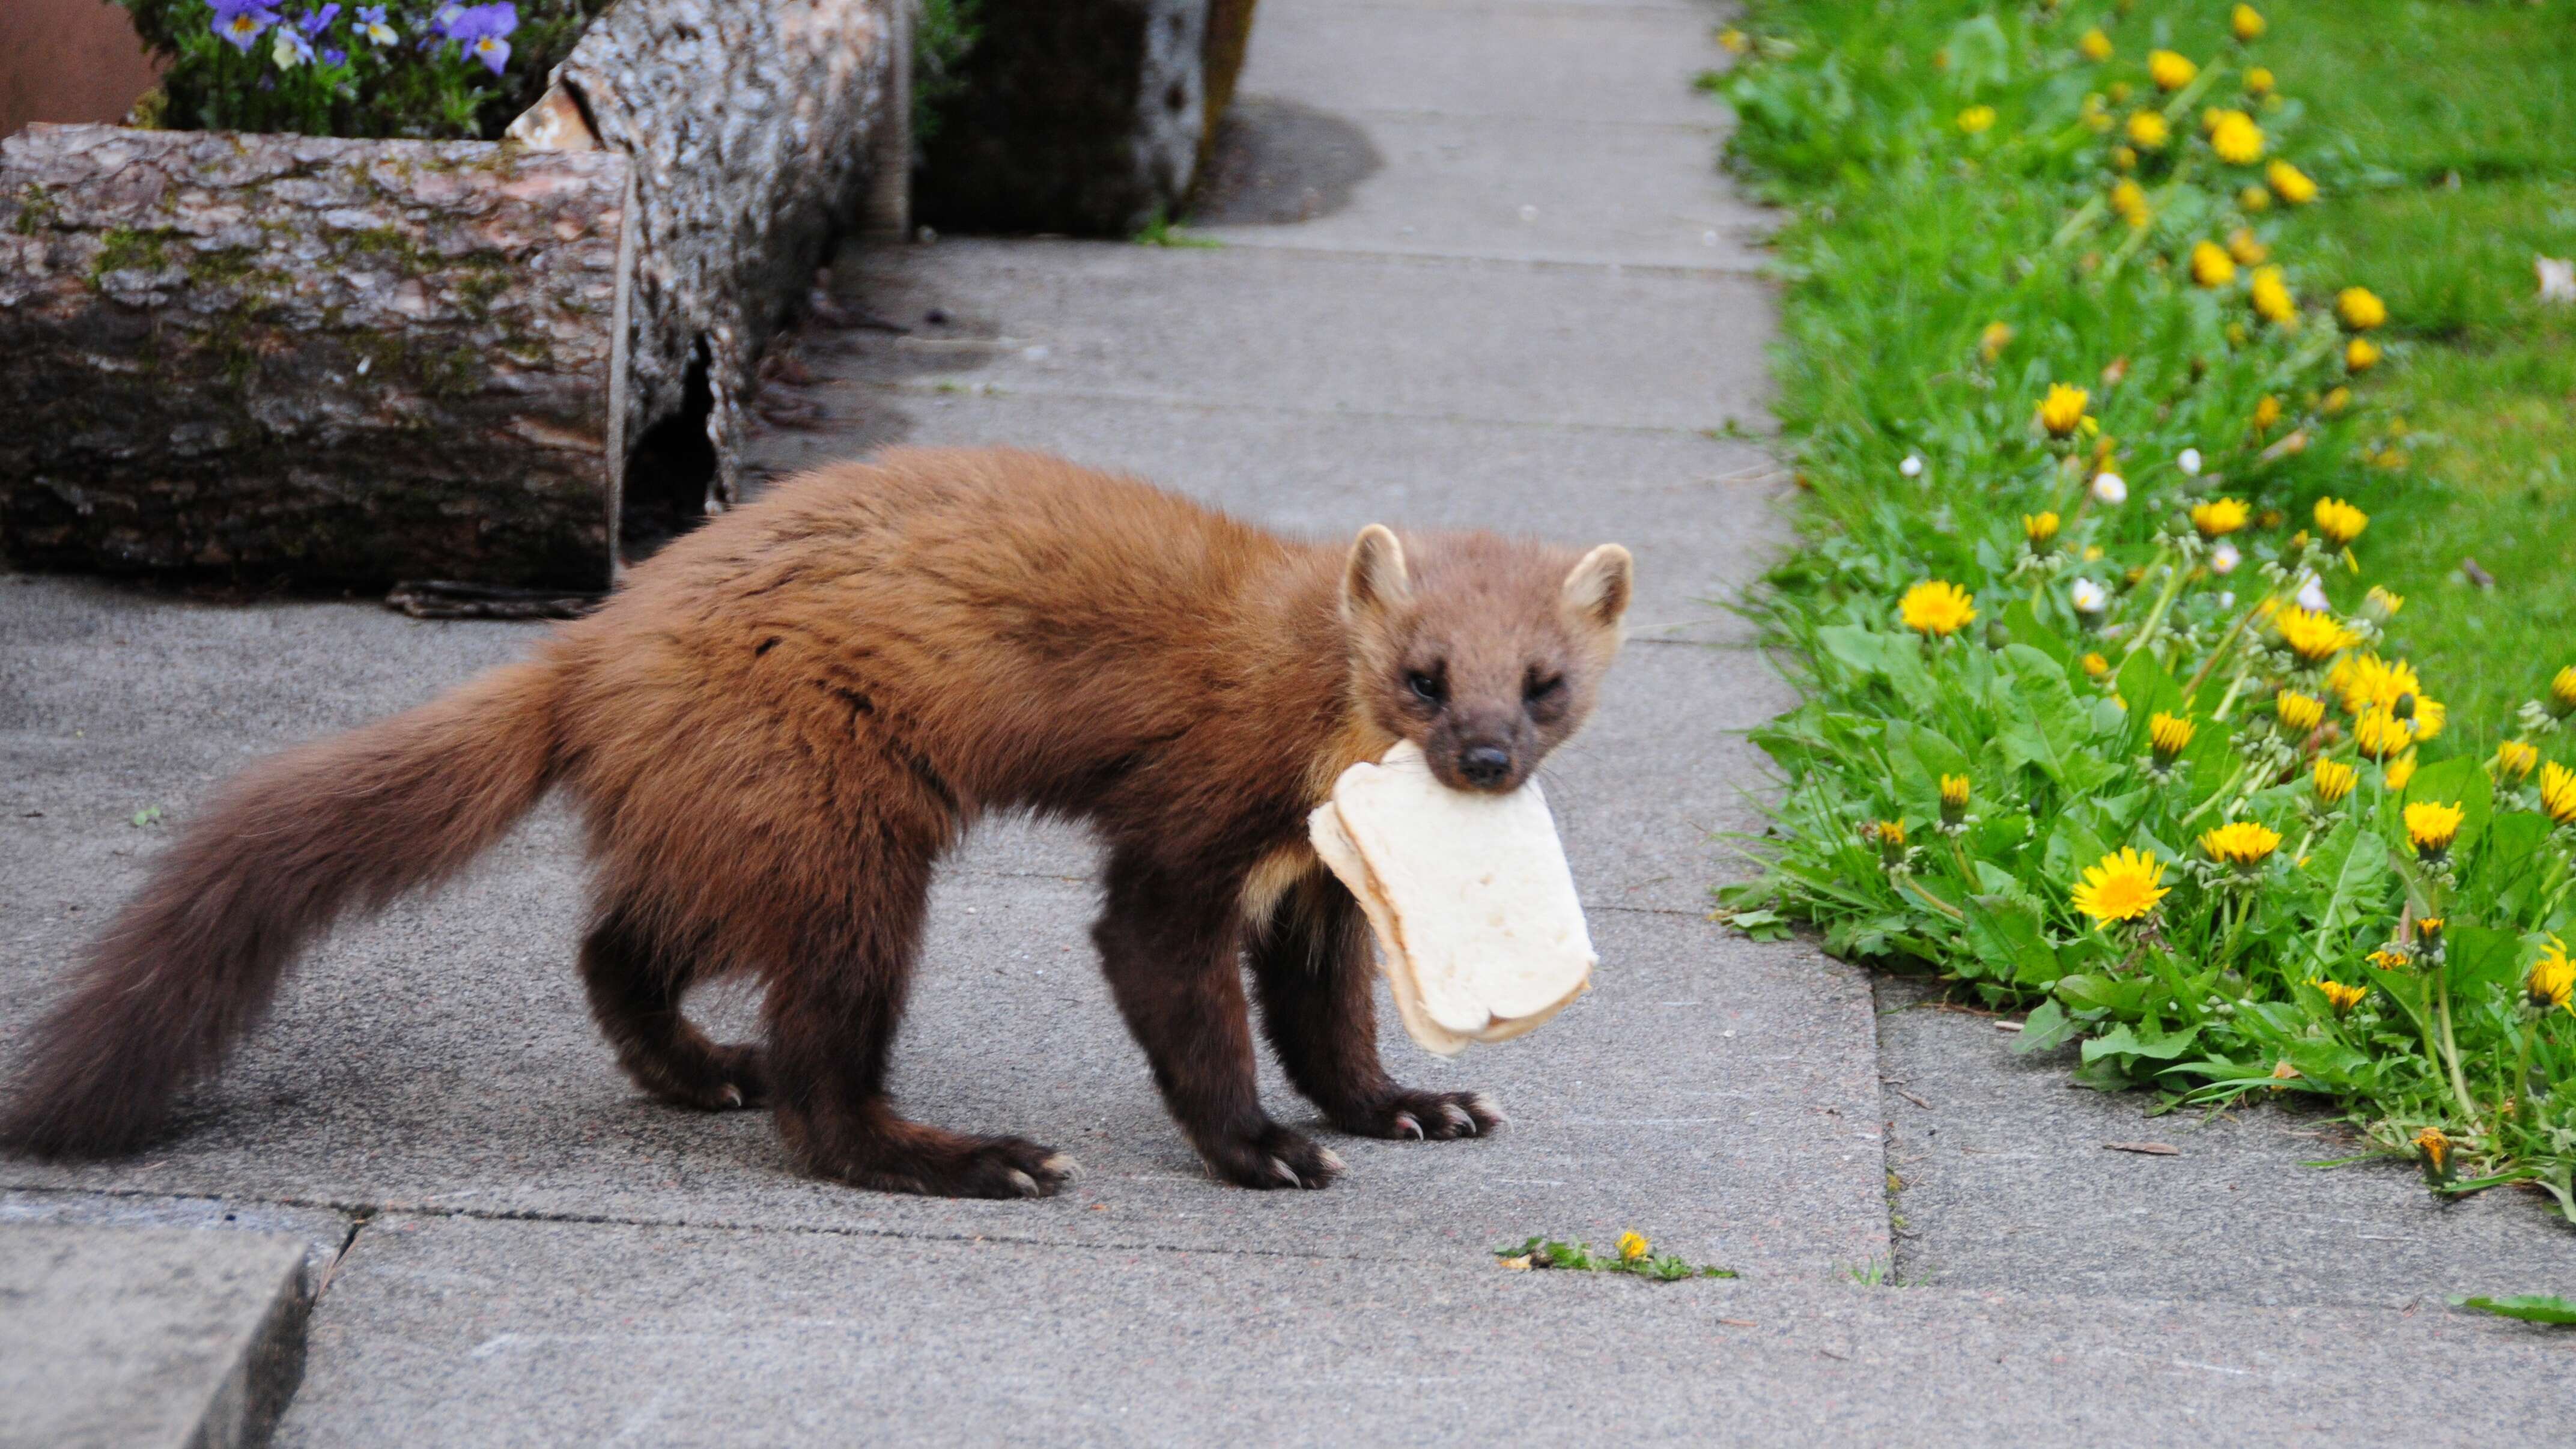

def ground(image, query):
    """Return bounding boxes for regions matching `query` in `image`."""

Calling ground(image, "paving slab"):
[1,1222,308,1449]
[276,1211,2572,1448]
[1874,979,2576,1310]
[0,1189,353,1287]
[821,239,1773,434]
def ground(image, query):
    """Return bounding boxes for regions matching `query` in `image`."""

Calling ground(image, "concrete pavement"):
[2,0,2568,1442]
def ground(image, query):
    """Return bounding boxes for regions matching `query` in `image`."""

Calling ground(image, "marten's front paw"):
[1204,1122,1343,1189]
[1335,1089,1505,1141]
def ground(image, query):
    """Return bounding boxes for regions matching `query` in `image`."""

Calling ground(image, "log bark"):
[0,126,630,587]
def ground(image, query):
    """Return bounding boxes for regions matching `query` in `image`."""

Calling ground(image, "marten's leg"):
[580,905,767,1111]
[1248,875,1505,1141]
[764,864,1072,1199]
[1095,848,1343,1188]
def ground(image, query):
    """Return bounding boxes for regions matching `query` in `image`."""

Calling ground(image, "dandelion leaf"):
[2451,1295,2576,1326]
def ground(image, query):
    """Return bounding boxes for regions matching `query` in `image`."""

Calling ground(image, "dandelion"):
[2091,472,2127,505]
[2071,847,2170,926]
[210,0,281,51]
[2418,916,2444,948]
[2240,183,2271,212]
[2313,497,2368,550]
[2414,1125,2452,1186]
[2404,800,2465,860]
[2148,711,2196,767]
[2253,395,2282,431]
[1899,580,1976,637]
[2336,287,2387,330]
[2110,179,2149,224]
[2023,511,2061,551]
[2038,383,2090,437]
[2210,111,2264,165]
[1718,26,1749,54]
[2148,49,2196,91]
[2112,145,2140,174]
[2312,756,2357,806]
[2127,111,2170,150]
[1939,773,1972,823]
[1617,1230,1651,1262]
[2369,947,2412,971]
[2363,586,2404,620]
[1957,105,1996,135]
[2334,654,2422,718]
[2276,690,2324,734]
[2190,497,2249,538]
[2539,761,2576,827]
[2200,820,2281,870]
[2320,386,2350,416]
[2210,540,2241,575]
[2384,750,2417,792]
[2530,940,2574,1013]
[2231,4,2265,41]
[2354,708,2413,761]
[2313,978,2367,1016]
[2071,578,2109,615]
[2272,606,2354,664]
[2189,240,2237,288]
[2550,665,2576,717]
[2081,652,2112,679]
[2496,740,2539,783]
[1870,818,1909,866]
[1979,321,2014,362]
[2246,66,2274,97]
[2343,336,2380,372]
[2250,266,2295,324]
[2267,159,2318,205]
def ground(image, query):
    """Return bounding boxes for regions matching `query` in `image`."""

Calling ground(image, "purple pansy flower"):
[443,2,518,76]
[210,0,282,53]
[296,3,341,38]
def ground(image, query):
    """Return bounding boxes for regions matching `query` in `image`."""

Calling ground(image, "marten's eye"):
[1406,670,1446,705]
[1523,673,1566,706]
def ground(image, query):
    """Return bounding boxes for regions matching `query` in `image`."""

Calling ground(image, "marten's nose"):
[1457,746,1512,788]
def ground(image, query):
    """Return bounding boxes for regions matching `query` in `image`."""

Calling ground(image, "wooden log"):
[0,126,630,588]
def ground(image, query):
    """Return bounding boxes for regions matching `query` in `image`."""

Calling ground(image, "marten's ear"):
[1562,544,1633,630]
[1341,524,1412,622]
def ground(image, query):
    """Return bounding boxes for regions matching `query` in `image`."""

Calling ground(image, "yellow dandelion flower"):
[2200,819,2282,869]
[2253,394,2282,431]
[2148,711,2196,765]
[2530,940,2574,1013]
[2550,665,2576,715]
[2496,740,2539,783]
[2313,496,2368,549]
[2080,28,2113,62]
[2364,585,2404,619]
[2369,947,2413,971]
[2240,183,2272,212]
[2384,749,2417,792]
[2312,756,2357,806]
[2191,497,2249,537]
[2276,690,2324,734]
[2210,110,2264,165]
[2267,159,2317,205]
[1939,774,1971,810]
[2127,110,2170,150]
[2249,266,2295,324]
[2082,651,2112,679]
[2231,4,2265,41]
[1899,580,1977,637]
[2414,1125,2450,1179]
[2334,654,2420,718]
[2148,49,2196,91]
[2321,386,2351,416]
[2538,761,2576,827]
[2273,606,2355,664]
[2336,287,2387,330]
[2404,800,2465,858]
[1957,105,1997,135]
[2071,847,2170,926]
[2038,383,2091,437]
[2189,240,2237,288]
[2343,336,2380,373]
[2112,144,2140,174]
[2418,916,2444,944]
[1617,1230,1651,1262]
[2227,228,2267,266]
[1718,26,1749,54]
[1980,321,2015,362]
[2312,977,2368,1015]
[2354,708,2413,761]
[2024,511,2061,549]
[2110,178,2148,223]
[2245,66,2275,97]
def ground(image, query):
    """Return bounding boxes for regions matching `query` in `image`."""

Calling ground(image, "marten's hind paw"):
[635,1043,770,1112]
[1204,1123,1343,1189]
[1335,1089,1505,1141]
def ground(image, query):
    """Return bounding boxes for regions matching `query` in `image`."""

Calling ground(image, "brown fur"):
[1,448,1630,1196]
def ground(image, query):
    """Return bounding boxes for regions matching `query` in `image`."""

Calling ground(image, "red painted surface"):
[3,0,162,138]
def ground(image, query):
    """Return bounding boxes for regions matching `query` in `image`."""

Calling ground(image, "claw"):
[1271,1156,1304,1187]
[1007,1169,1041,1197]
[1465,1092,1507,1128]
[1394,1111,1424,1140]
[719,1084,744,1109]
[1038,1152,1078,1182]
[1438,1102,1474,1134]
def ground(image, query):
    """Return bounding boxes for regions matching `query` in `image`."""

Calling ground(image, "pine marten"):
[2,448,1632,1197]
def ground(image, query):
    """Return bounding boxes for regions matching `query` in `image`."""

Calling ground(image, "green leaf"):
[2446,926,2524,993]
[2082,1021,2203,1065]
[1999,676,2115,792]
[2014,997,2081,1053]
[2056,973,2149,1016]
[2002,600,2071,670]
[1966,891,2059,986]
[2113,650,2183,727]
[2451,1295,2576,1326]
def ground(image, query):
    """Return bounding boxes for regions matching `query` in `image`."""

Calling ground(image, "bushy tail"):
[2,660,562,1158]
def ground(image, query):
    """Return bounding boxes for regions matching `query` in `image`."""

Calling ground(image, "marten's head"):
[1340,525,1632,795]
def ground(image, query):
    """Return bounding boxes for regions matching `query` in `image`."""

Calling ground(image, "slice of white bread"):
[1306,741,1596,1056]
